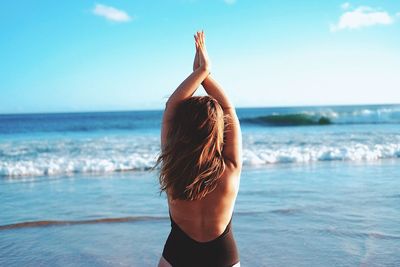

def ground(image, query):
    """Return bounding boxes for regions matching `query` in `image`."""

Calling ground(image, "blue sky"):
[0,0,399,113]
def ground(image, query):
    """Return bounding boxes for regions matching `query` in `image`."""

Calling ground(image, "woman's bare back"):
[167,164,240,242]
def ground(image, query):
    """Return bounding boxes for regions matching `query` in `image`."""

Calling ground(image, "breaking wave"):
[241,106,400,126]
[1,133,400,178]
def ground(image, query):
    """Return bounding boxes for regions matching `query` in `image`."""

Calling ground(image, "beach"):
[1,105,400,266]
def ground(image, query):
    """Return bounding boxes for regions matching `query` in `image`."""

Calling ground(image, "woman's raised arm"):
[195,31,242,170]
[161,38,210,150]
[202,76,242,169]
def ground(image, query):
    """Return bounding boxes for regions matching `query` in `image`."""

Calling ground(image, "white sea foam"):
[242,143,400,166]
[1,132,400,178]
[332,107,400,124]
[298,107,400,125]
[0,136,160,178]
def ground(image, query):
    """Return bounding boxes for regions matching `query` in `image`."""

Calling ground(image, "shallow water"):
[1,105,400,178]
[1,105,399,266]
[1,160,399,266]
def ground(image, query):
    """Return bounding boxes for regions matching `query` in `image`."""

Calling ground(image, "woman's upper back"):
[167,163,241,242]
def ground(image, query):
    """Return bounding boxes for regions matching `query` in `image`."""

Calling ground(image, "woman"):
[156,31,242,267]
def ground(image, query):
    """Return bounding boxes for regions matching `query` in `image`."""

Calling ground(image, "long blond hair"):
[155,96,226,200]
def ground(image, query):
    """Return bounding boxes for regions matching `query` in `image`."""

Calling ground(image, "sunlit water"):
[1,161,399,266]
[1,105,400,266]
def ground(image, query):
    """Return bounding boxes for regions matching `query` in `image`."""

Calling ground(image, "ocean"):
[1,104,400,266]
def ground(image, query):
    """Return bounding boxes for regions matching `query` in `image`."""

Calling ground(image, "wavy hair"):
[155,96,226,201]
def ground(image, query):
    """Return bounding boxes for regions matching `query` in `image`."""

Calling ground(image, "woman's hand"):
[193,37,199,71]
[194,31,211,73]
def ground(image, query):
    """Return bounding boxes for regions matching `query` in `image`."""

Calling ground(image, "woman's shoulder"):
[219,161,241,194]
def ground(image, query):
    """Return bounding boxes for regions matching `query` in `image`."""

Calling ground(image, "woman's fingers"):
[197,31,203,47]
[195,30,206,51]
[193,30,210,71]
[194,35,199,50]
[196,32,202,47]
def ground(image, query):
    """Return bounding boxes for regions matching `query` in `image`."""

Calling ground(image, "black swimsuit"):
[162,213,239,267]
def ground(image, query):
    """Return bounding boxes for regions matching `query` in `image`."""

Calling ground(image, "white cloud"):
[341,2,350,10]
[224,0,236,4]
[396,12,400,17]
[331,6,394,32]
[92,4,131,22]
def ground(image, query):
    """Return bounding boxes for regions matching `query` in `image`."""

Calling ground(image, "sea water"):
[1,104,400,266]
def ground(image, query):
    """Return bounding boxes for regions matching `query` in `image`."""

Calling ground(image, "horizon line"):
[1,102,399,116]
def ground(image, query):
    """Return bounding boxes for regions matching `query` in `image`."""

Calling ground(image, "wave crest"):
[243,114,331,126]
[241,106,400,127]
[1,142,399,178]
